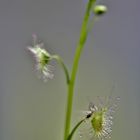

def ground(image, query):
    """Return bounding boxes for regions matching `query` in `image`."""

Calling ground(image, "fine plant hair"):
[27,1,119,140]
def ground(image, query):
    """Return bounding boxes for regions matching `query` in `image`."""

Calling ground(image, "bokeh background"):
[0,0,140,140]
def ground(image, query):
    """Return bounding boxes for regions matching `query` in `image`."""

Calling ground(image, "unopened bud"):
[93,5,107,16]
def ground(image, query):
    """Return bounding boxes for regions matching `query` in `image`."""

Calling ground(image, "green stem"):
[52,55,70,84]
[67,118,85,140]
[64,1,96,140]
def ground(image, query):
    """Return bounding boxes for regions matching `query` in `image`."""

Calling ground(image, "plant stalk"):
[64,1,96,140]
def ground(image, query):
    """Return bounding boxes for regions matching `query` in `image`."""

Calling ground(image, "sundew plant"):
[27,0,120,140]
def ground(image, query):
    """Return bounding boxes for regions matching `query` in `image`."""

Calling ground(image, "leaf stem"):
[52,55,70,84]
[67,118,85,140]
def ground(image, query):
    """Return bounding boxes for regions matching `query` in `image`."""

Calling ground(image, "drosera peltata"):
[26,1,120,140]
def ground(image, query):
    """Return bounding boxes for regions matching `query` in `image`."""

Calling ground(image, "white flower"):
[80,96,120,140]
[27,35,54,82]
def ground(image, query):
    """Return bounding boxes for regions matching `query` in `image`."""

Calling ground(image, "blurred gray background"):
[0,0,140,140]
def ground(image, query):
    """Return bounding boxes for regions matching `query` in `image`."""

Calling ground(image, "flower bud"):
[93,5,107,16]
